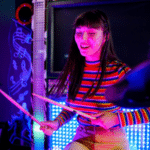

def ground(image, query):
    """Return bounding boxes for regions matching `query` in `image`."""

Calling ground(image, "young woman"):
[40,10,150,150]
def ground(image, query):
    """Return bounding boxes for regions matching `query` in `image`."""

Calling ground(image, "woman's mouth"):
[81,45,90,49]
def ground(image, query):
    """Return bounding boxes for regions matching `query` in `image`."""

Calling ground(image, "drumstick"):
[32,93,96,120]
[0,89,42,126]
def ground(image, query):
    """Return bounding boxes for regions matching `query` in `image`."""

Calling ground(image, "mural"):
[7,19,32,147]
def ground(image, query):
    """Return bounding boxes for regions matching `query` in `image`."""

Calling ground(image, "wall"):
[0,0,32,148]
[0,0,15,122]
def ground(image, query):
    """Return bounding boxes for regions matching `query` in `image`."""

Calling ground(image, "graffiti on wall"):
[8,19,32,147]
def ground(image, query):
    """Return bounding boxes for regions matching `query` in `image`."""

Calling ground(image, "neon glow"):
[7,19,32,146]
[15,3,32,26]
[49,103,150,150]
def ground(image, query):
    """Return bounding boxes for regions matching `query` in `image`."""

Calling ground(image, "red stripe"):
[140,109,149,123]
[127,112,134,125]
[134,111,141,124]
[84,67,101,72]
[71,107,98,113]
[69,100,115,108]
[119,113,127,127]
[78,87,105,93]
[75,93,106,100]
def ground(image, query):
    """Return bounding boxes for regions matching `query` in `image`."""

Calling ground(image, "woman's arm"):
[40,108,76,135]
[118,107,150,127]
[54,108,76,128]
[91,107,150,129]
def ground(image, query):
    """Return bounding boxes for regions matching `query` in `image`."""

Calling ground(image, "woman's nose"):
[82,32,88,41]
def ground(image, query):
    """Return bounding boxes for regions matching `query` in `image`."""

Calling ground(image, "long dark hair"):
[48,10,120,100]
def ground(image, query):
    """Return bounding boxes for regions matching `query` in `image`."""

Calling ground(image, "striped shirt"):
[55,60,150,128]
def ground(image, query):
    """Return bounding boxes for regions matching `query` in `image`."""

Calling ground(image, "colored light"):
[49,102,150,150]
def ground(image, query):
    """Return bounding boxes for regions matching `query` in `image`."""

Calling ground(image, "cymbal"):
[105,60,150,108]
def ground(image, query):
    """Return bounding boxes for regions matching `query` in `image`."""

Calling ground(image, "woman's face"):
[74,26,105,61]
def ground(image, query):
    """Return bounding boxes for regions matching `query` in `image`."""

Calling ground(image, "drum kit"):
[105,59,150,108]
[0,60,150,124]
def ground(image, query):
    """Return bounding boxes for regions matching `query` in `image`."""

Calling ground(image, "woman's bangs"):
[74,15,102,29]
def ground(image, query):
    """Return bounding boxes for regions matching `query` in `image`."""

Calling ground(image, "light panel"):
[123,109,150,150]
[50,102,79,150]
[49,104,150,150]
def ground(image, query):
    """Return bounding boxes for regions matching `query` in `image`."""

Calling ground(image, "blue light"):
[49,103,150,150]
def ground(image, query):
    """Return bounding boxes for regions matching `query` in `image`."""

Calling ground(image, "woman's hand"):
[40,120,59,136]
[91,111,120,130]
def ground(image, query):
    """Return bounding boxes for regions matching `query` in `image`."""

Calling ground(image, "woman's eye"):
[75,32,82,36]
[88,33,95,36]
